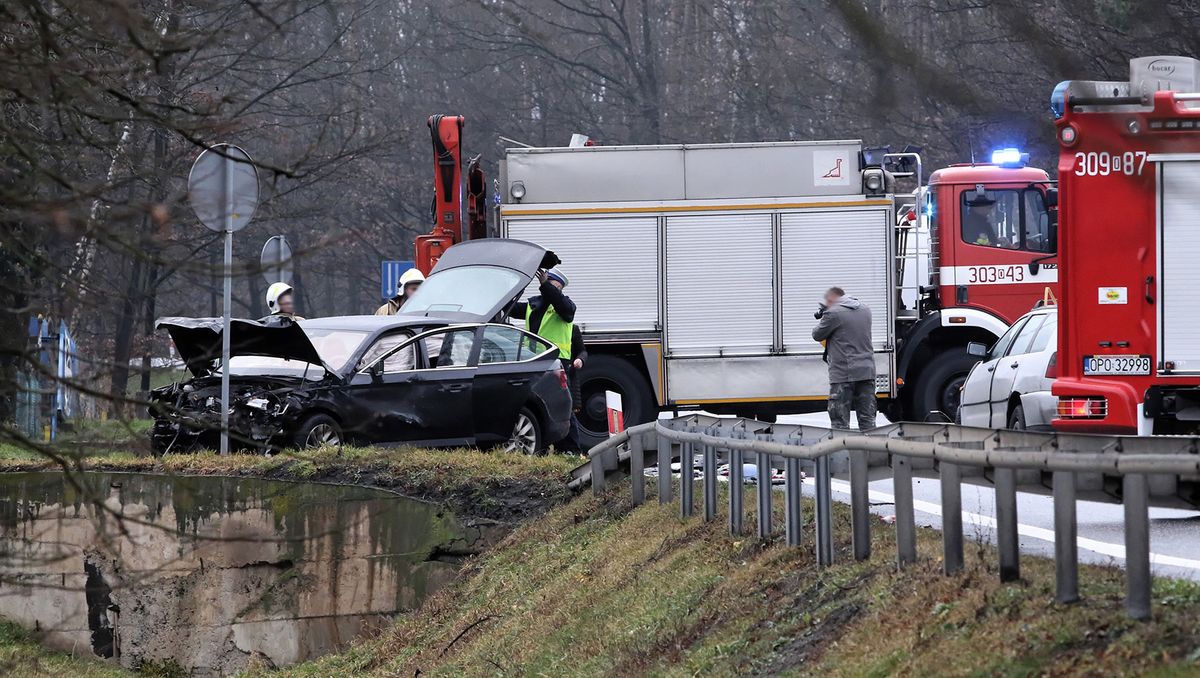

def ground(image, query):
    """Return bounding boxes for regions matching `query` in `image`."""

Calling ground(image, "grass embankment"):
[253,482,1200,677]
[0,620,129,678]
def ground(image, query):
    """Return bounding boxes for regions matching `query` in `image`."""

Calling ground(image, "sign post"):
[188,144,259,455]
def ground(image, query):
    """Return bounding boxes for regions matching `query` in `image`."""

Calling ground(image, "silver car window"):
[1029,315,1057,353]
[1007,315,1045,356]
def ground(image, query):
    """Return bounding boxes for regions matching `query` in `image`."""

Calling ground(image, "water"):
[0,472,477,675]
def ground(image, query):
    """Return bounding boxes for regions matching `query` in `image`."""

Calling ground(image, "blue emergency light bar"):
[990,147,1029,168]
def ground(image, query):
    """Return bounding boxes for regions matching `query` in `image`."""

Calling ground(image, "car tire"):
[294,413,342,450]
[910,348,979,423]
[502,406,543,455]
[575,355,655,450]
[1008,404,1027,431]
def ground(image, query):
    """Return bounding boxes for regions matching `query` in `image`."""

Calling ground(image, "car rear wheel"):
[1008,404,1027,431]
[295,413,342,449]
[502,406,543,456]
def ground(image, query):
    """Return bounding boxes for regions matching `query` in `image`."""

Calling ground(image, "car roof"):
[1019,305,1058,321]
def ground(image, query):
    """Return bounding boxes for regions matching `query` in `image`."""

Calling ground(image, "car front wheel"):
[295,413,342,449]
[502,406,543,455]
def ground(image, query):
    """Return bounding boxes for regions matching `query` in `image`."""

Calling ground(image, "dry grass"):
[260,480,1200,677]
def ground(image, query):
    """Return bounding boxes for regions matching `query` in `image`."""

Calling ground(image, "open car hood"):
[157,317,326,377]
[398,238,557,322]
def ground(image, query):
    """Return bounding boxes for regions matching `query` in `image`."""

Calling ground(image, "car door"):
[403,326,481,445]
[959,316,1028,426]
[988,313,1046,425]
[471,325,556,443]
[340,336,423,442]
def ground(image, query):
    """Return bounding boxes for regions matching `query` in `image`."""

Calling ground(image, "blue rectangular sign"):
[381,260,415,300]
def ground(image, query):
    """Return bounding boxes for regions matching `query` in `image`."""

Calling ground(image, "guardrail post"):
[657,430,672,505]
[729,442,744,536]
[1123,473,1151,620]
[850,447,870,561]
[591,451,606,493]
[893,453,917,567]
[756,445,772,538]
[995,467,1019,582]
[815,453,833,567]
[703,444,717,522]
[681,440,695,518]
[1052,470,1078,603]
[940,461,964,575]
[784,456,803,547]
[630,433,645,506]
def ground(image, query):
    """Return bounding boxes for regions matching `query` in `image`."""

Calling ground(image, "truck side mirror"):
[1044,187,1058,208]
[1048,218,1058,254]
[967,342,988,358]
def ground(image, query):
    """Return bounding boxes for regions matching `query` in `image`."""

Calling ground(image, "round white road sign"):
[187,144,259,233]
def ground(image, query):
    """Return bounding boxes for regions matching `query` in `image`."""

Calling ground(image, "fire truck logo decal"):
[812,150,852,186]
[1148,59,1177,76]
[1098,286,1128,305]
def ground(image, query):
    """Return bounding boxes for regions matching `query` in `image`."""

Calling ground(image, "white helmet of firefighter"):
[266,282,293,314]
[397,268,425,295]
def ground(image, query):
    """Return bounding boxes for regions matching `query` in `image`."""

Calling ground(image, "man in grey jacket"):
[812,287,877,431]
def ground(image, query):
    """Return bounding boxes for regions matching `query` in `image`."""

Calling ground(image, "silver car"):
[959,306,1058,430]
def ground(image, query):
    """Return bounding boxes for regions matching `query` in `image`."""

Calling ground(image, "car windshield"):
[399,265,523,318]
[303,328,370,371]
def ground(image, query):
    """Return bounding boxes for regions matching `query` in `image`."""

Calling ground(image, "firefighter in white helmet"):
[262,282,304,323]
[375,268,425,315]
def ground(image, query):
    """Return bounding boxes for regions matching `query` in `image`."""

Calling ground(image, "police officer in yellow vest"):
[510,268,581,449]
[511,268,575,358]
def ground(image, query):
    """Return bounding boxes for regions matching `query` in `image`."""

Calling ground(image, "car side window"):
[989,317,1028,359]
[478,326,553,364]
[1029,315,1057,353]
[418,329,477,369]
[357,332,410,372]
[1007,315,1045,356]
[383,343,416,373]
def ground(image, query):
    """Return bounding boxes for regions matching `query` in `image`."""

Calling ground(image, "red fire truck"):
[1052,56,1200,434]
[412,123,1058,441]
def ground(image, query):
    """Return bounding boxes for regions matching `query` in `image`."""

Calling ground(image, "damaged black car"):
[150,240,572,454]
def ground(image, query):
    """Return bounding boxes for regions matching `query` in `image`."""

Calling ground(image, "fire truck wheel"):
[575,355,654,449]
[1008,404,1027,431]
[910,349,978,423]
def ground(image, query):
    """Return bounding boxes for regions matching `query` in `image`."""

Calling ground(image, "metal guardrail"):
[577,415,1200,620]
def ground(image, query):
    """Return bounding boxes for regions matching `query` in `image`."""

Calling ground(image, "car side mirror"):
[369,361,384,380]
[967,342,988,358]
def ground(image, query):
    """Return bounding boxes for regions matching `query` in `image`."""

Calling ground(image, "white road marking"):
[813,476,1200,572]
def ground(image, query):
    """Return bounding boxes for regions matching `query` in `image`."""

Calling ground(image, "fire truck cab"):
[1052,56,1200,434]
[897,156,1058,419]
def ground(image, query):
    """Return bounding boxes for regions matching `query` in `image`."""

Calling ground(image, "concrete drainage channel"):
[0,472,481,674]
[575,415,1200,620]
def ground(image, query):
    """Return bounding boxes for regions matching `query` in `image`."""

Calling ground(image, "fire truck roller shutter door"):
[665,213,774,356]
[1158,160,1200,374]
[779,208,893,353]
[505,216,659,333]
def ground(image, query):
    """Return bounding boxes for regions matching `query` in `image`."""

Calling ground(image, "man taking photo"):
[812,286,876,431]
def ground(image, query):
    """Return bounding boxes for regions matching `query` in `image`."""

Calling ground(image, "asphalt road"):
[676,411,1200,580]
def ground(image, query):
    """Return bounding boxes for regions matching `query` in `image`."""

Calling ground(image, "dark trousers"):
[828,379,877,431]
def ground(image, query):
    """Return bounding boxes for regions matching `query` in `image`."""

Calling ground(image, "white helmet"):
[398,268,425,295]
[266,282,293,313]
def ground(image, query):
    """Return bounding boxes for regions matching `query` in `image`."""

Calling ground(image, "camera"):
[814,303,828,320]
